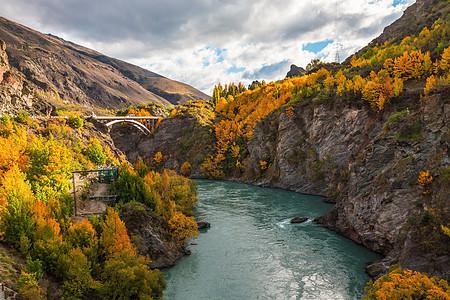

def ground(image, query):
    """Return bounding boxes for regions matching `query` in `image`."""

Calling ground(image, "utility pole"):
[73,173,77,215]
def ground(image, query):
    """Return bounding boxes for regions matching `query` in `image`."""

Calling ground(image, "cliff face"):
[0,38,54,115]
[116,87,449,279]
[111,103,216,177]
[244,90,449,279]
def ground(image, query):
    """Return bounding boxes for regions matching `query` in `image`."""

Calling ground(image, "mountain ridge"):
[0,16,209,111]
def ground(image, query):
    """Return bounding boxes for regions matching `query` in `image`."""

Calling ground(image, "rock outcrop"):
[286,64,305,78]
[120,202,189,269]
[0,38,54,115]
[197,221,211,229]
[290,217,308,224]
[112,104,215,177]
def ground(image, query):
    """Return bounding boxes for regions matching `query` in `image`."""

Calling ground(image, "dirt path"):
[71,175,114,222]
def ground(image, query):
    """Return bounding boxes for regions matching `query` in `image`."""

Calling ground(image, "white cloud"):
[0,0,415,95]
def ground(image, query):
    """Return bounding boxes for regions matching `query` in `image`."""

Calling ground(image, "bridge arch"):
[105,119,151,135]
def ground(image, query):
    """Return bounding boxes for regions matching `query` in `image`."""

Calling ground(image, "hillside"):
[349,0,450,63]
[0,17,209,111]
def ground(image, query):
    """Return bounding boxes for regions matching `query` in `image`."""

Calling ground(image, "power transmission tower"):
[334,0,341,63]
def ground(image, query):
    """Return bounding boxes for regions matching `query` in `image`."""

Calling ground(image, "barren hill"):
[0,17,209,110]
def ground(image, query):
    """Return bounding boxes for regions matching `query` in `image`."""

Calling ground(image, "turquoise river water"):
[163,180,380,300]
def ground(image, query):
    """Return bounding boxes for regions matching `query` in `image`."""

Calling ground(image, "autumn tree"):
[439,46,450,73]
[152,151,167,171]
[67,219,99,263]
[180,161,192,177]
[362,70,402,111]
[164,200,198,243]
[363,265,450,299]
[418,170,433,194]
[0,127,28,176]
[0,164,35,248]
[160,169,198,216]
[424,75,436,95]
[100,207,135,258]
[27,136,72,200]
[98,250,166,300]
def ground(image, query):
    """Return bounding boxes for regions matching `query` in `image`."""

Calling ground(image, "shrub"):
[69,116,84,129]
[363,265,450,299]
[180,161,192,177]
[16,111,31,125]
[83,138,107,165]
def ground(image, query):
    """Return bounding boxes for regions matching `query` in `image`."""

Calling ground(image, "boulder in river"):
[290,217,308,224]
[197,221,211,229]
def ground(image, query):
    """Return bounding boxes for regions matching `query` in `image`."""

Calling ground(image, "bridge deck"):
[92,116,160,120]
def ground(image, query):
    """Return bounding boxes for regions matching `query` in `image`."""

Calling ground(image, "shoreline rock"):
[290,217,308,224]
[197,221,211,229]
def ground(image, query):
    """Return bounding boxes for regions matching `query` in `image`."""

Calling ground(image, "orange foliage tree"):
[363,265,450,299]
[418,170,433,195]
[100,207,135,258]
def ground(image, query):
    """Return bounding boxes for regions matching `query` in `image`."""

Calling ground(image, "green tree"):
[16,111,31,125]
[69,115,84,129]
[58,247,100,299]
[98,250,166,300]
[83,138,107,165]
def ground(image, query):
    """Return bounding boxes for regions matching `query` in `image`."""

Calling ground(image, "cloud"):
[0,0,415,95]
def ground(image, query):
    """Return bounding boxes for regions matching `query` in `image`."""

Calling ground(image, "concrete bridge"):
[91,115,161,135]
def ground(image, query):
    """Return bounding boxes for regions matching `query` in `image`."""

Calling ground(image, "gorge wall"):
[115,88,449,279]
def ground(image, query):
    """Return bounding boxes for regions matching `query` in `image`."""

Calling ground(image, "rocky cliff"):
[244,88,449,279]
[120,202,190,269]
[0,38,54,115]
[120,86,449,280]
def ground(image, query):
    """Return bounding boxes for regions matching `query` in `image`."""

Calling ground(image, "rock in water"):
[290,217,308,224]
[197,221,211,229]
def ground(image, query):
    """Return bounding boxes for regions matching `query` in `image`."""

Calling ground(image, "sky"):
[0,0,414,95]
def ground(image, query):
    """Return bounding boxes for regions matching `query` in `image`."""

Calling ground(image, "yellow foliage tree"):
[165,201,198,243]
[0,128,28,176]
[180,161,192,177]
[362,70,396,111]
[439,46,450,73]
[424,75,436,95]
[0,164,35,243]
[418,170,433,194]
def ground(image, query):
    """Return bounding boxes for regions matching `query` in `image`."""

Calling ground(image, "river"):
[163,180,380,299]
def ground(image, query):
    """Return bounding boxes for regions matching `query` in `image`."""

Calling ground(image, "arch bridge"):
[92,115,161,135]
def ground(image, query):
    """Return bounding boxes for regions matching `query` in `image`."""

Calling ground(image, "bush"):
[363,265,450,299]
[180,161,192,177]
[16,111,31,125]
[83,138,107,165]
[69,116,84,129]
